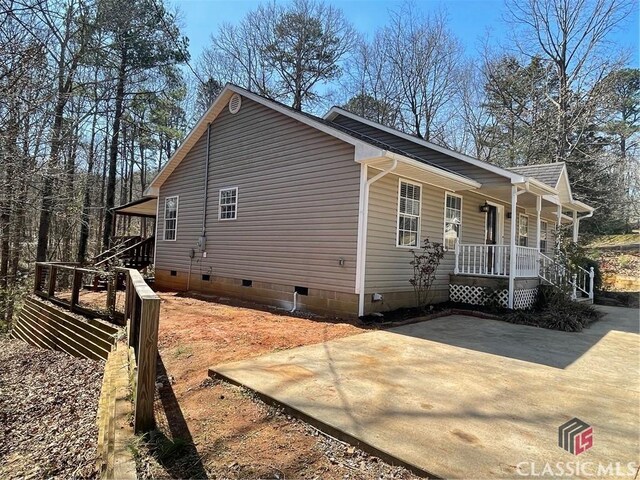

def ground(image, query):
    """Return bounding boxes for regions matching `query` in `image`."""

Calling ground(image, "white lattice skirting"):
[449,284,538,310]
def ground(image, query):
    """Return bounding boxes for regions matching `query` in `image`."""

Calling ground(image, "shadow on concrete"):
[388,305,639,369]
[153,355,208,479]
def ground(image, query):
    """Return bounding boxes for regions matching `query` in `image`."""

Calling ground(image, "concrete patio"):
[209,306,640,478]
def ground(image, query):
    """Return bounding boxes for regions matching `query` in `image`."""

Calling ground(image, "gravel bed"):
[0,335,104,479]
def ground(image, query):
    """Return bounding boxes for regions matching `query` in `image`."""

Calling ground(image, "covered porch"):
[96,196,158,270]
[451,179,595,309]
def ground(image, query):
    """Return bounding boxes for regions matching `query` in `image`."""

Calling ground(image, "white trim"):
[163,195,179,241]
[357,159,398,316]
[540,219,549,252]
[153,192,160,265]
[354,164,368,295]
[518,213,529,247]
[366,151,482,190]
[396,178,422,249]
[483,200,505,246]
[443,192,463,251]
[218,187,238,221]
[325,107,526,184]
[508,186,518,309]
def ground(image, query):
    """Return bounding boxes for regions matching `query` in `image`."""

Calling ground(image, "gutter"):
[356,158,398,318]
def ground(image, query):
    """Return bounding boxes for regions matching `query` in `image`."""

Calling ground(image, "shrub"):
[505,287,602,332]
[409,238,445,311]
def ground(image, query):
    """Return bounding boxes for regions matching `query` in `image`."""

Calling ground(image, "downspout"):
[357,158,398,317]
[572,209,594,243]
[201,123,212,237]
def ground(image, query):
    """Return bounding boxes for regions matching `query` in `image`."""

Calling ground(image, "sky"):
[170,0,640,67]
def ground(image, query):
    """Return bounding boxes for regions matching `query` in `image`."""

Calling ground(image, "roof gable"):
[145,84,386,195]
[509,163,566,189]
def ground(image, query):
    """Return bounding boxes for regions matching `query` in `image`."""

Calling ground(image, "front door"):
[485,205,498,273]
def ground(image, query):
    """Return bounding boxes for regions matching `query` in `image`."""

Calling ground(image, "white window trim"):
[218,187,238,221]
[518,213,529,246]
[396,178,422,249]
[540,220,548,251]
[163,195,179,241]
[443,192,463,251]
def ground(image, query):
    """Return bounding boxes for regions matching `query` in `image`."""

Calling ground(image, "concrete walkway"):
[209,306,640,478]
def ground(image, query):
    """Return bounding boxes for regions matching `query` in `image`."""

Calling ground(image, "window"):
[163,196,178,241]
[518,214,529,247]
[540,220,548,252]
[219,187,238,220]
[397,180,421,247]
[444,193,463,250]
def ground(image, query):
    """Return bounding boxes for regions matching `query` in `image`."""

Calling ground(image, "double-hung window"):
[397,180,421,247]
[444,193,463,250]
[219,187,238,220]
[540,220,548,252]
[518,214,529,247]
[163,196,178,241]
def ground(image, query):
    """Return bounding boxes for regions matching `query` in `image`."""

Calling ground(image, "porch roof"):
[113,196,158,218]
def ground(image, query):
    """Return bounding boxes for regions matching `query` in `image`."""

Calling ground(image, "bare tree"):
[200,0,356,111]
[506,0,635,162]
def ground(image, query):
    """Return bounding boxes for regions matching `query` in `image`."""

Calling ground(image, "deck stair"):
[538,253,595,303]
[95,236,154,270]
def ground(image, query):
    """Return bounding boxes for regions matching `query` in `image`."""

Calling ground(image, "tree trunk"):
[102,49,127,250]
[78,101,99,263]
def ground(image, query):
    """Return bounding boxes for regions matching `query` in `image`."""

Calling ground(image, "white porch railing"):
[540,253,595,301]
[454,244,595,301]
[454,243,539,278]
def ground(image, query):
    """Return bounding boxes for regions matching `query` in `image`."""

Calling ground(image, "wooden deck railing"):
[32,261,160,433]
[117,267,160,433]
[34,262,120,319]
[95,236,155,269]
[94,236,141,263]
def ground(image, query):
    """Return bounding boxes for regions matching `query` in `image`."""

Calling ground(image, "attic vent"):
[228,94,242,114]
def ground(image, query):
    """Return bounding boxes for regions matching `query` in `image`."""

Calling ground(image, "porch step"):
[574,296,593,304]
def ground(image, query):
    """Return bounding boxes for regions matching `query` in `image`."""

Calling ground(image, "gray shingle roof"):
[508,163,565,188]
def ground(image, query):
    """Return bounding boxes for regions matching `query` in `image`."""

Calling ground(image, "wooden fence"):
[33,262,123,321]
[28,262,161,433]
[117,267,161,433]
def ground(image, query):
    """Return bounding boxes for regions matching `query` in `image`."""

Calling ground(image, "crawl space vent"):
[228,94,242,114]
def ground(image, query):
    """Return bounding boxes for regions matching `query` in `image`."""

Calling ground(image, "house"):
[115,84,594,318]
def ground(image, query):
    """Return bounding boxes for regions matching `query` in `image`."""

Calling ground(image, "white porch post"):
[535,196,542,252]
[535,195,542,274]
[556,204,562,227]
[572,210,579,242]
[508,185,518,309]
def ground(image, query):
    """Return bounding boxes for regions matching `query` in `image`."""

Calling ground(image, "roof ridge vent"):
[228,94,242,114]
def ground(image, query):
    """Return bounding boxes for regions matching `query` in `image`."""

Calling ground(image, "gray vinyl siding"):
[364,171,557,294]
[156,96,361,293]
[331,114,508,185]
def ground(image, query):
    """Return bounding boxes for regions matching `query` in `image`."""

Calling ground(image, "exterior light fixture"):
[479,202,490,213]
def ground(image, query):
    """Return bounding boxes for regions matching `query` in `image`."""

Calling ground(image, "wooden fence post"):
[106,274,116,315]
[47,266,56,298]
[34,263,42,293]
[134,296,160,433]
[70,269,82,313]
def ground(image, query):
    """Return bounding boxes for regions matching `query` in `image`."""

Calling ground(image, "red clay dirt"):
[135,292,421,479]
